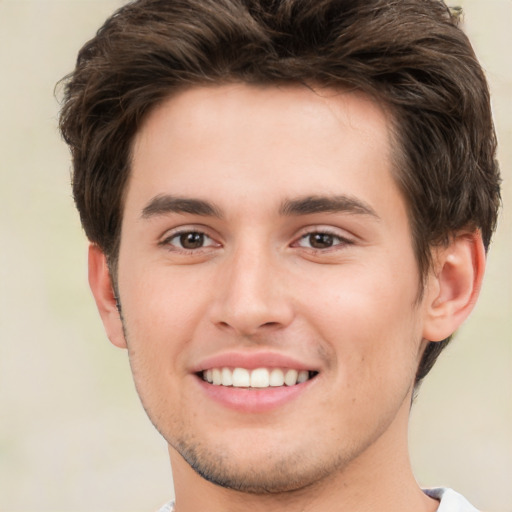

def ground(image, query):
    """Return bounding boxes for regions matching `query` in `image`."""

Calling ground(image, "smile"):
[201,367,318,388]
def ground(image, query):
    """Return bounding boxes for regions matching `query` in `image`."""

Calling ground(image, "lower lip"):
[195,375,314,413]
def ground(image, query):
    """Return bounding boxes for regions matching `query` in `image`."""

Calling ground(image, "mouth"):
[198,367,319,389]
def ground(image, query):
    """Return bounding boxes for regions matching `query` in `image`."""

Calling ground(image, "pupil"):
[310,233,333,249]
[180,232,204,249]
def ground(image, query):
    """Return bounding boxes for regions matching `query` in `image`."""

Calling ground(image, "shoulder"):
[424,488,480,512]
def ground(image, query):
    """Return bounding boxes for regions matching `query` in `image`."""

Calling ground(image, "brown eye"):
[295,231,351,251]
[308,233,335,249]
[179,232,205,249]
[163,230,217,251]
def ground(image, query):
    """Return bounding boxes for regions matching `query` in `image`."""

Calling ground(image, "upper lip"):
[191,351,319,373]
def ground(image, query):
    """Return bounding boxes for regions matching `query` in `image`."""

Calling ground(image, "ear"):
[422,230,486,342]
[88,244,127,349]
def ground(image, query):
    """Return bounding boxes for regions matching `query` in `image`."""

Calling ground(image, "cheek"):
[301,263,422,385]
[121,263,207,326]
[118,273,198,425]
[118,266,209,377]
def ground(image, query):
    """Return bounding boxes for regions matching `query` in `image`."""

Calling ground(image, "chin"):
[171,434,348,494]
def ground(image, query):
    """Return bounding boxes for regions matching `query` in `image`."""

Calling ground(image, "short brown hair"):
[59,0,501,386]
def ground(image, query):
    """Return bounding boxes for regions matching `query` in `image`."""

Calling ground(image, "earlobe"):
[422,230,486,342]
[88,244,127,349]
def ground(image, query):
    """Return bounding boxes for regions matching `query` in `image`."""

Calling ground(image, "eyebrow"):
[141,194,223,219]
[140,193,379,220]
[279,195,379,219]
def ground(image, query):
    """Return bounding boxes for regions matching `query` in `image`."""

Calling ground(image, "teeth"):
[212,368,222,385]
[284,369,298,386]
[269,368,285,387]
[250,368,269,388]
[201,367,314,388]
[297,370,309,383]
[232,368,250,387]
[221,367,233,386]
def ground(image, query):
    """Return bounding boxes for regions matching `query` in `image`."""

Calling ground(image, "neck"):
[168,400,438,512]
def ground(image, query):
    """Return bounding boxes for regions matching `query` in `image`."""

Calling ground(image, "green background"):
[0,1,510,510]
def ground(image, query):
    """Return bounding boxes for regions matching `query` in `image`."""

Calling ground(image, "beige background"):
[0,1,510,511]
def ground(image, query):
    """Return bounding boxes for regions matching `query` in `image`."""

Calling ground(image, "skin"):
[89,84,485,512]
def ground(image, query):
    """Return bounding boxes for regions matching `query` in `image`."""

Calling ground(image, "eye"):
[163,230,218,251]
[296,231,350,250]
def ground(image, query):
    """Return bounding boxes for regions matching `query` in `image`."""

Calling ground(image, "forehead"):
[134,83,393,156]
[127,83,400,219]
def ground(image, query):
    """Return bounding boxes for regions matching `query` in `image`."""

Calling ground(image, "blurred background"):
[0,1,510,511]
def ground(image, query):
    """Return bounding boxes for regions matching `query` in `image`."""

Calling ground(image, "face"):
[113,84,431,492]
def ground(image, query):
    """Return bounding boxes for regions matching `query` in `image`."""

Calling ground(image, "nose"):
[209,242,295,337]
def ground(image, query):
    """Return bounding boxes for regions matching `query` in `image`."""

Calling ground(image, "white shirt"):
[425,488,480,512]
[157,487,480,512]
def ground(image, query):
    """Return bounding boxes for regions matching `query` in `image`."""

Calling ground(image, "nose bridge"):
[212,235,293,334]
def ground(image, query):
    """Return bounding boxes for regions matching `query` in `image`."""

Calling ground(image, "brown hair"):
[59,0,501,386]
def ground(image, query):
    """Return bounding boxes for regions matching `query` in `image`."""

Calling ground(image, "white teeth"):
[201,367,314,388]
[269,368,285,386]
[250,368,269,388]
[232,368,250,388]
[284,369,298,386]
[212,368,222,385]
[221,367,233,386]
[297,370,309,383]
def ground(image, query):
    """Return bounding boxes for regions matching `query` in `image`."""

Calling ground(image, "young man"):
[59,1,501,511]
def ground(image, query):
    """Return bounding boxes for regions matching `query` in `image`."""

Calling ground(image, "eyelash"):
[160,229,219,253]
[160,226,353,256]
[293,228,353,252]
